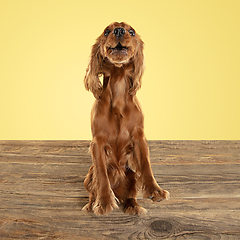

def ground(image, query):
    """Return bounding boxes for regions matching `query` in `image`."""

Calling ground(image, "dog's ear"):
[84,36,103,99]
[130,38,145,95]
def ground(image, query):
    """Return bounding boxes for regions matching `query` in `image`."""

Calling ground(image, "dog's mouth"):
[106,42,132,66]
[109,42,128,52]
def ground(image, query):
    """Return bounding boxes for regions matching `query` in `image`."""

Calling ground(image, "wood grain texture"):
[0,140,240,239]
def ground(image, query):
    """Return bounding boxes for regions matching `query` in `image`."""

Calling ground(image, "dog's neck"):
[102,63,133,117]
[110,69,127,116]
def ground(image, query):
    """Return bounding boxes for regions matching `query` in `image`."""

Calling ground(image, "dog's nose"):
[113,27,126,38]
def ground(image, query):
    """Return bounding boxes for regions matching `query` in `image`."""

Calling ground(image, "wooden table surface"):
[0,140,239,239]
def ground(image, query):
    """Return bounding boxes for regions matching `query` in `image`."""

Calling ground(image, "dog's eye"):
[104,29,111,37]
[129,29,135,36]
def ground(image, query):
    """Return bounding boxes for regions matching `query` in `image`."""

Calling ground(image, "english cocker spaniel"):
[83,22,169,215]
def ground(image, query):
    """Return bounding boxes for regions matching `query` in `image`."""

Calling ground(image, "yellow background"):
[0,0,240,140]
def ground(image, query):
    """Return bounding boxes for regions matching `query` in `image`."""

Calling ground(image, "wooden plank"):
[0,141,240,239]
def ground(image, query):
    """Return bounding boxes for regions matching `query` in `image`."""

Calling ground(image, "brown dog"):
[83,22,169,215]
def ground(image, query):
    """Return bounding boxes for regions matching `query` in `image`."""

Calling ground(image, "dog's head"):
[101,22,141,66]
[84,22,144,98]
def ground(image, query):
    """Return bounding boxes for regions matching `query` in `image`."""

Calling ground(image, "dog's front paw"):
[143,184,170,202]
[82,202,94,213]
[149,189,170,202]
[93,191,119,215]
[123,198,147,215]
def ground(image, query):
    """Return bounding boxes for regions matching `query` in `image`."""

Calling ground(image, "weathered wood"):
[0,140,240,239]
